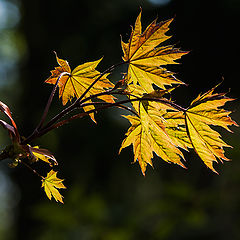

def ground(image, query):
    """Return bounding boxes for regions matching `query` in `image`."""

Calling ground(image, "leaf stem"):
[26,95,187,141]
[22,72,70,145]
[20,160,44,179]
[36,72,70,131]
[22,59,187,144]
[22,62,125,145]
[76,61,125,104]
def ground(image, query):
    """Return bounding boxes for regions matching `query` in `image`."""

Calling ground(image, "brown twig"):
[20,160,44,179]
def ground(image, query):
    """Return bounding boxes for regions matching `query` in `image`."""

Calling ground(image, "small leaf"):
[41,170,66,203]
[30,146,58,166]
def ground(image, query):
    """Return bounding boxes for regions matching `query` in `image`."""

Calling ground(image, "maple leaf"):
[45,52,115,122]
[121,10,188,92]
[41,170,66,203]
[120,85,187,175]
[162,111,192,151]
[29,146,58,166]
[120,114,186,175]
[185,85,238,173]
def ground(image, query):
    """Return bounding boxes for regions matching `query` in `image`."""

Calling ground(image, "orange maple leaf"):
[45,52,115,122]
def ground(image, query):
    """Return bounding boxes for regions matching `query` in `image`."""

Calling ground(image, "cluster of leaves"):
[0,10,237,203]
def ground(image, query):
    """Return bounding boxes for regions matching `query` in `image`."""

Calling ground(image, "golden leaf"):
[185,85,238,173]
[122,10,188,92]
[45,52,114,122]
[162,111,192,151]
[30,146,58,166]
[41,170,66,203]
[120,86,187,175]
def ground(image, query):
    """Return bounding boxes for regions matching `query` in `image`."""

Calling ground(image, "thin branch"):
[22,61,126,145]
[20,160,44,179]
[22,72,71,145]
[22,101,137,142]
[22,58,187,145]
[76,61,125,104]
[38,87,125,136]
[36,72,70,131]
[81,101,139,116]
[26,96,187,142]
[115,104,139,116]
[78,89,125,105]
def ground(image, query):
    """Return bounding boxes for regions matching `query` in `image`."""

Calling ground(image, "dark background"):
[0,0,240,239]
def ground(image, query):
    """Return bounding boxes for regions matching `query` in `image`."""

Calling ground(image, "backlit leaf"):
[120,85,187,175]
[122,10,188,92]
[45,52,115,122]
[120,112,186,175]
[185,85,238,173]
[162,111,192,151]
[41,170,66,203]
[30,146,58,166]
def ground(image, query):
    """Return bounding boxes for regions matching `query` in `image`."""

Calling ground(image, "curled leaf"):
[0,101,20,142]
[30,146,58,166]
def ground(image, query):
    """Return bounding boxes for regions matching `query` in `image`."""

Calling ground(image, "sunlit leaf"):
[41,170,66,203]
[120,85,187,175]
[120,113,186,175]
[185,85,238,173]
[122,10,188,92]
[45,52,115,122]
[162,111,192,151]
[30,146,58,166]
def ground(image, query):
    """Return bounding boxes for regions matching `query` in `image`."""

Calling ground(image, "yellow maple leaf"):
[30,146,58,166]
[185,85,238,173]
[121,10,188,92]
[41,170,66,203]
[120,113,186,175]
[120,86,187,175]
[45,52,114,122]
[162,111,192,151]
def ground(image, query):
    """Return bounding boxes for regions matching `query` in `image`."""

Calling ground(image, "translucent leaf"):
[45,53,115,122]
[121,10,188,92]
[185,85,238,173]
[41,170,66,203]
